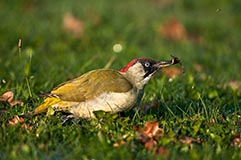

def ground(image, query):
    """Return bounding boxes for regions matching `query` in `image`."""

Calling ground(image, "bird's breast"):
[69,88,140,118]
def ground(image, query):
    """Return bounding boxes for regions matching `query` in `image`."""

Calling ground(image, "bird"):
[32,56,181,119]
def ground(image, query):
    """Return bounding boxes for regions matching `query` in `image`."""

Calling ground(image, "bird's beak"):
[154,55,181,69]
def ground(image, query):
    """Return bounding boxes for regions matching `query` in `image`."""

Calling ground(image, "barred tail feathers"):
[33,97,61,115]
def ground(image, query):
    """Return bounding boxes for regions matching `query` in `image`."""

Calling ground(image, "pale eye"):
[144,62,150,68]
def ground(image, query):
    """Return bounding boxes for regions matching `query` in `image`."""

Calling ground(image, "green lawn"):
[0,0,241,159]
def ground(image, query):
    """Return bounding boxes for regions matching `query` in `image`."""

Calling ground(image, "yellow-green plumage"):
[33,97,61,114]
[51,69,132,101]
[32,56,180,118]
[33,69,133,115]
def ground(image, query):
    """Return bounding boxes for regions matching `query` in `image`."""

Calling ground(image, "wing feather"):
[50,69,133,102]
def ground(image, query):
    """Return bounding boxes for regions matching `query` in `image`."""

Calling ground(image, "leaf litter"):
[63,12,84,38]
[135,121,169,156]
[8,115,32,130]
[0,91,24,106]
[0,91,32,129]
[159,17,202,43]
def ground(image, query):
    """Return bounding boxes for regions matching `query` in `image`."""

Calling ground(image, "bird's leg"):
[60,114,78,125]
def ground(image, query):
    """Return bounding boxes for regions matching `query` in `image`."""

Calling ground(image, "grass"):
[0,0,241,159]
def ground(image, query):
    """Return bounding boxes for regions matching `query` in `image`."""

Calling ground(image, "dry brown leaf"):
[135,121,171,156]
[180,137,194,144]
[142,121,163,139]
[113,143,119,147]
[226,81,241,91]
[231,134,241,148]
[160,17,187,41]
[0,91,14,102]
[63,12,84,38]
[133,125,140,131]
[10,100,24,106]
[0,91,24,106]
[113,140,125,147]
[221,81,241,93]
[180,136,202,144]
[21,123,32,130]
[136,121,166,154]
[144,139,157,151]
[8,115,32,130]
[159,17,202,43]
[8,115,25,126]
[161,67,183,78]
[136,121,163,142]
[158,146,169,156]
[192,63,208,80]
[193,63,203,72]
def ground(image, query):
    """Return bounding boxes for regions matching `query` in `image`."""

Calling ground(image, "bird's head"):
[119,56,180,89]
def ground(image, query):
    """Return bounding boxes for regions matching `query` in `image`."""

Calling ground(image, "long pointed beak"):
[154,55,181,69]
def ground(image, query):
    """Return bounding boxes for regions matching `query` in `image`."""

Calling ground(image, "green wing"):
[50,69,133,102]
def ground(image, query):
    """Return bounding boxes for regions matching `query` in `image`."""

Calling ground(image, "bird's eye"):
[144,62,150,68]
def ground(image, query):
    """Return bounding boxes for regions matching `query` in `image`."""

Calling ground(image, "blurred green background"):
[1,0,241,86]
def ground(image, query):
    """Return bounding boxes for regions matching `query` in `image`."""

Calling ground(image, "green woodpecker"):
[33,56,180,118]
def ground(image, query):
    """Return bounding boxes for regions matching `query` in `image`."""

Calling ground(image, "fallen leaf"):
[193,63,203,72]
[160,17,187,41]
[180,136,202,144]
[9,115,32,130]
[161,67,183,78]
[113,140,125,147]
[159,17,202,43]
[21,123,32,130]
[142,121,163,139]
[63,12,84,38]
[158,146,169,156]
[180,137,193,144]
[0,91,14,102]
[226,81,241,91]
[144,139,157,151]
[136,121,165,154]
[9,100,24,106]
[231,134,241,148]
[0,91,24,106]
[136,121,163,142]
[133,125,140,131]
[220,81,241,93]
[113,143,119,147]
[192,63,207,80]
[8,115,25,126]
